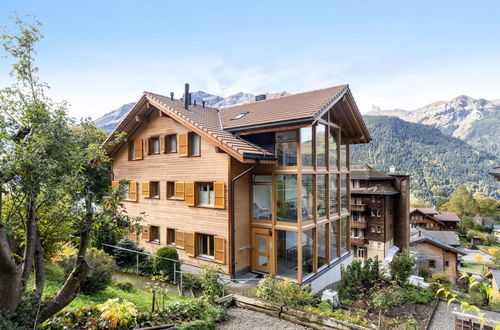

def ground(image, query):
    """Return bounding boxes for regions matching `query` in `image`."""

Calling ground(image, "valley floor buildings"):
[106,84,371,290]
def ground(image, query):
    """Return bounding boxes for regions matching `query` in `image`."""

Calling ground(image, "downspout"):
[230,160,260,278]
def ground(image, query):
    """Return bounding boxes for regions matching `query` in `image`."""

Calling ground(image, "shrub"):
[338,258,382,299]
[389,249,416,285]
[469,283,490,307]
[370,286,404,311]
[200,265,225,302]
[417,266,431,281]
[429,272,452,297]
[114,280,134,292]
[45,263,65,283]
[182,273,203,291]
[255,276,317,308]
[153,246,180,280]
[401,285,433,304]
[0,291,41,330]
[98,298,137,328]
[58,247,116,295]
[302,306,368,327]
[177,320,216,330]
[113,237,146,268]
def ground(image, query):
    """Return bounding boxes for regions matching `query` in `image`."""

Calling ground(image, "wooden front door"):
[253,233,272,273]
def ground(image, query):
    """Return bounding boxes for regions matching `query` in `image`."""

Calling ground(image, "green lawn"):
[37,263,182,311]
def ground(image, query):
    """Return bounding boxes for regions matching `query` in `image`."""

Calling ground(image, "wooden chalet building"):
[106,84,371,290]
[350,165,410,262]
[409,207,460,231]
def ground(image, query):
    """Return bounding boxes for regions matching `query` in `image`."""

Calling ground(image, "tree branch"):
[20,193,37,292]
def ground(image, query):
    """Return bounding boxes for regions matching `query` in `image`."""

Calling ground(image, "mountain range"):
[95,91,499,202]
[368,95,500,158]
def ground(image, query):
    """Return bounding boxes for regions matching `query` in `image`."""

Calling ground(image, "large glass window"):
[329,175,338,215]
[300,127,313,167]
[301,174,314,222]
[341,217,348,255]
[340,132,348,169]
[329,127,338,169]
[317,175,327,219]
[276,175,298,223]
[317,224,327,268]
[316,124,327,168]
[276,230,298,279]
[253,175,272,220]
[340,174,348,212]
[199,182,214,206]
[276,131,297,167]
[329,220,339,261]
[302,229,314,278]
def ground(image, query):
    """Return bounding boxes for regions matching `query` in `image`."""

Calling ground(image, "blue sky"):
[1,1,499,119]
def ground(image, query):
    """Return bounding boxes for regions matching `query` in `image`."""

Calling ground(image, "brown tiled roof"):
[350,164,394,180]
[351,184,399,195]
[219,85,349,130]
[410,207,439,215]
[144,93,275,162]
[410,208,461,222]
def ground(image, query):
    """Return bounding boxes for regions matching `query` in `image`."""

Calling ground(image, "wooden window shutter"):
[185,182,195,206]
[175,182,185,200]
[178,133,188,156]
[111,180,119,190]
[145,138,150,155]
[185,232,196,257]
[134,139,143,160]
[142,182,150,198]
[176,231,185,249]
[214,237,226,264]
[142,225,150,241]
[129,181,138,201]
[214,182,225,209]
[128,232,138,241]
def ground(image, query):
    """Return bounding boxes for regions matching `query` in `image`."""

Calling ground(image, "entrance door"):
[254,233,272,273]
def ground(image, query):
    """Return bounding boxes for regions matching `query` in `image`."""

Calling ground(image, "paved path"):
[456,246,492,262]
[217,307,310,330]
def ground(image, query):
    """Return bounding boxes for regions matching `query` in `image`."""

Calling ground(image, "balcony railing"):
[351,204,366,211]
[350,237,367,245]
[351,220,367,228]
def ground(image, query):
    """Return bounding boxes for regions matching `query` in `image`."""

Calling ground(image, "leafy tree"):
[466,229,478,241]
[0,16,140,325]
[476,197,500,221]
[389,249,416,285]
[492,250,500,269]
[441,185,479,218]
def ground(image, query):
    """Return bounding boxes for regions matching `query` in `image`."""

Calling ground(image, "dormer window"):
[231,112,249,120]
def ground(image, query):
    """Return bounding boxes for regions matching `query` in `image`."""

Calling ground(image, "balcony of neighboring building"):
[351,203,366,211]
[351,236,367,245]
[351,220,367,228]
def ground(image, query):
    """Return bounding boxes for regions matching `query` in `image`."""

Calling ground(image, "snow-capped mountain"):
[368,95,500,158]
[95,90,287,133]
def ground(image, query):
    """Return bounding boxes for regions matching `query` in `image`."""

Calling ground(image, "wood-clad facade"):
[108,85,370,284]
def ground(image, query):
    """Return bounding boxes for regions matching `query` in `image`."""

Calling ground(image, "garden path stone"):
[218,307,311,330]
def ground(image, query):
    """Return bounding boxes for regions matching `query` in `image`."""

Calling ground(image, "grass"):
[38,263,183,311]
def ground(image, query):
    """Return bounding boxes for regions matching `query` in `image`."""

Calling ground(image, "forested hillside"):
[351,116,499,203]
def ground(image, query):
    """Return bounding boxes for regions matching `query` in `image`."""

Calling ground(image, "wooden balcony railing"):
[351,204,366,211]
[350,237,367,245]
[351,220,367,228]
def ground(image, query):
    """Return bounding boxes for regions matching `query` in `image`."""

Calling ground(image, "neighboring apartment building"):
[106,84,371,290]
[410,228,465,281]
[350,165,410,262]
[409,207,460,231]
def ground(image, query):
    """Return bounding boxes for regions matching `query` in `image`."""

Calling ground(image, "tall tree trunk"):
[37,195,94,323]
[34,225,45,296]
[0,229,22,312]
[20,193,38,293]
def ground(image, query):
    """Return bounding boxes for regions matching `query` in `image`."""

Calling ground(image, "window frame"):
[189,132,201,157]
[166,181,176,200]
[149,225,160,244]
[150,181,160,199]
[197,233,215,259]
[429,260,436,268]
[165,134,177,154]
[197,182,215,207]
[275,130,298,168]
[149,136,160,155]
[129,140,136,160]
[167,228,176,246]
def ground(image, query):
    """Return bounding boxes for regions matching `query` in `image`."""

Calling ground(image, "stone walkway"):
[217,307,310,330]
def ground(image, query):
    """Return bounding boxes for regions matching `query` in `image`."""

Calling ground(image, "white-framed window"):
[198,182,214,206]
[357,248,365,258]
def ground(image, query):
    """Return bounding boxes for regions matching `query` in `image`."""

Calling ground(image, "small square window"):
[165,134,177,153]
[150,226,160,244]
[166,181,175,199]
[445,261,449,267]
[149,137,160,154]
[167,228,176,245]
[429,260,436,268]
[150,181,160,199]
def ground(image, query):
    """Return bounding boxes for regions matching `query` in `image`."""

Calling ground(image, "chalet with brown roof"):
[409,207,460,231]
[106,84,371,290]
[349,165,410,262]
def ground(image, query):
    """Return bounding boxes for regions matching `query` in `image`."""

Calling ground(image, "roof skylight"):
[231,111,250,120]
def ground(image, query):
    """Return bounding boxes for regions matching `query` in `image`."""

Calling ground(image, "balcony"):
[350,237,367,246]
[351,220,367,228]
[351,204,366,211]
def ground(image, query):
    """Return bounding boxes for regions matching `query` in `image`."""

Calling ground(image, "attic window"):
[231,112,249,120]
